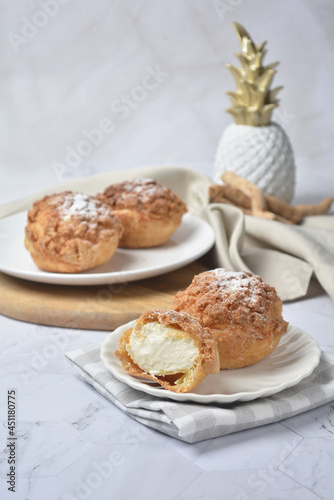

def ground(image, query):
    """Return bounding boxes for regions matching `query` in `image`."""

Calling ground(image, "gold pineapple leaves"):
[226,22,282,126]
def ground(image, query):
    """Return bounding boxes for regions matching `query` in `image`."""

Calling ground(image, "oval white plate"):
[0,212,214,286]
[100,321,321,404]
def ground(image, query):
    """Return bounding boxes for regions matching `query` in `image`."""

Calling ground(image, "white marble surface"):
[0,1,334,499]
[0,292,333,500]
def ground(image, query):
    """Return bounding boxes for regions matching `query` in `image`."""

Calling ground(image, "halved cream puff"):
[114,309,220,393]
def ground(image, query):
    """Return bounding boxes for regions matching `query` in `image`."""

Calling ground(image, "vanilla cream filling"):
[126,322,198,376]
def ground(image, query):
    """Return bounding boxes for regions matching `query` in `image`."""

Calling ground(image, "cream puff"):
[96,178,187,248]
[25,191,123,273]
[173,268,288,369]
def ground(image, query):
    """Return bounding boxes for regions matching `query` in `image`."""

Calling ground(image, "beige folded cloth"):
[1,165,333,301]
[204,204,334,301]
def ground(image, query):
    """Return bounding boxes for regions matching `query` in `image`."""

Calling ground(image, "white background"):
[0,0,333,203]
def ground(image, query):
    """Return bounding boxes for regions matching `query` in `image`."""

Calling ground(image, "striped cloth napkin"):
[65,345,334,443]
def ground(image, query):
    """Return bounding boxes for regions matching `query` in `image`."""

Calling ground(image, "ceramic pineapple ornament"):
[214,22,296,203]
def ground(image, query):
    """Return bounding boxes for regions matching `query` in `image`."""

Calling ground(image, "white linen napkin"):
[65,345,334,443]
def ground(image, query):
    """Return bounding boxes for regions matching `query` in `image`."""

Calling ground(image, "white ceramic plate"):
[100,321,321,403]
[0,211,214,286]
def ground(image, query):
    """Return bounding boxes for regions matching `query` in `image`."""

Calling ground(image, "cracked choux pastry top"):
[173,268,288,369]
[24,191,124,273]
[96,178,187,248]
[114,309,220,393]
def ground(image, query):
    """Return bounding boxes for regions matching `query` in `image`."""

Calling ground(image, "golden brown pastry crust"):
[173,269,288,369]
[114,309,220,393]
[25,191,123,273]
[96,178,187,248]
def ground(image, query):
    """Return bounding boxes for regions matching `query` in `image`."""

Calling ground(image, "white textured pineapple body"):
[214,122,296,202]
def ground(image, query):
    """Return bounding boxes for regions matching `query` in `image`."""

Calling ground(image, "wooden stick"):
[211,172,333,224]
[218,184,251,209]
[221,171,275,220]
[295,197,334,217]
[209,186,293,223]
[265,195,302,224]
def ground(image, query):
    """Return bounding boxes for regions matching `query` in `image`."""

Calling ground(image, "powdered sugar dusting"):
[58,193,106,220]
[119,178,167,203]
[211,268,262,306]
[213,269,253,289]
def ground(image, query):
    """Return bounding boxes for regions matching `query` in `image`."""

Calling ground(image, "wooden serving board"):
[0,261,207,331]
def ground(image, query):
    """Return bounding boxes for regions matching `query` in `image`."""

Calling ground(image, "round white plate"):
[0,211,214,286]
[100,321,321,404]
